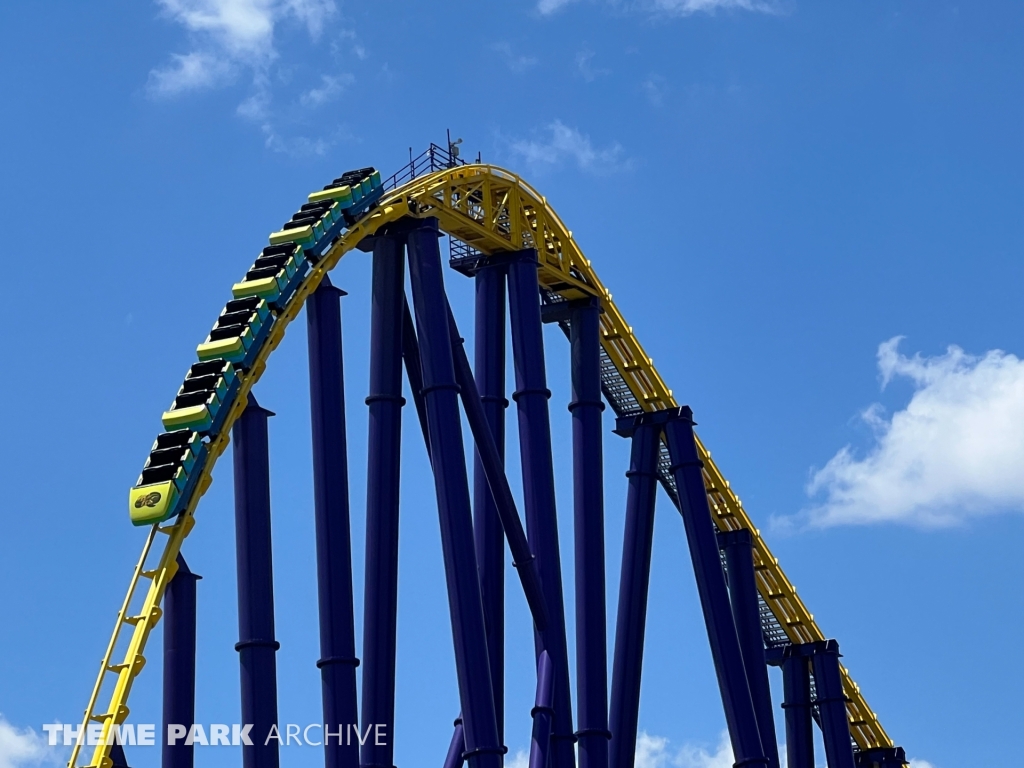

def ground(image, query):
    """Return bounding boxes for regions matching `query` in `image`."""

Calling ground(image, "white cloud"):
[674,731,735,768]
[147,50,234,95]
[909,761,937,768]
[538,0,781,16]
[648,0,782,15]
[538,0,579,13]
[793,337,1024,528]
[148,0,337,96]
[299,73,354,106]
[632,731,735,768]
[506,749,530,768]
[493,42,538,73]
[643,73,668,106]
[281,0,336,39]
[260,123,352,157]
[0,717,58,768]
[576,48,609,81]
[508,120,629,174]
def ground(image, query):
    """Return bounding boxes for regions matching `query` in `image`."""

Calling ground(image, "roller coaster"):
[70,143,911,768]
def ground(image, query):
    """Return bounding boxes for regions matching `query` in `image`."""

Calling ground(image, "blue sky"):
[0,2,1021,768]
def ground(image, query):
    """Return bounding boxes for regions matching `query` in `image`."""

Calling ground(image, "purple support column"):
[307,275,359,768]
[780,647,814,768]
[401,299,431,450]
[162,554,200,768]
[662,406,769,768]
[361,232,406,768]
[719,529,780,768]
[111,744,130,767]
[570,297,610,768]
[529,652,555,768]
[443,720,466,768]
[607,416,662,768]
[811,641,856,768]
[446,302,547,629]
[506,249,576,768]
[474,263,507,739]
[406,217,502,768]
[855,747,909,768]
[233,396,280,768]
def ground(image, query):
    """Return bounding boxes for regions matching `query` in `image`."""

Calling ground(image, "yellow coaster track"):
[72,164,895,768]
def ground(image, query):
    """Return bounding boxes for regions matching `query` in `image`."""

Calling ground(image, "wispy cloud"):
[647,0,783,15]
[0,716,59,768]
[634,731,734,768]
[492,42,538,73]
[507,120,630,174]
[576,48,609,81]
[149,0,337,94]
[149,0,352,151]
[538,0,781,16]
[147,50,234,95]
[909,761,937,768]
[537,0,579,13]
[260,123,353,157]
[148,0,338,96]
[786,337,1024,529]
[642,73,668,106]
[300,72,354,106]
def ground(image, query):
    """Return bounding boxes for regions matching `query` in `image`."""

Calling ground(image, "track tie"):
[123,607,161,626]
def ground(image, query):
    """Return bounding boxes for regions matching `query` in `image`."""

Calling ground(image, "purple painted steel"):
[811,641,856,768]
[162,554,200,768]
[406,217,502,768]
[401,299,431,451]
[719,529,780,768]
[570,298,610,768]
[473,264,507,739]
[233,395,281,768]
[443,720,466,768]
[530,652,555,768]
[506,249,576,768]
[607,418,662,768]
[361,234,406,768]
[445,302,547,630]
[662,407,769,768]
[308,275,360,768]
[780,646,814,768]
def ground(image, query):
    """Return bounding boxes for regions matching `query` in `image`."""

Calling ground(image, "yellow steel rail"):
[75,165,892,767]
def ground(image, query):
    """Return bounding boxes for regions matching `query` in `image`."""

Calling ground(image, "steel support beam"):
[608,416,662,768]
[401,299,431,450]
[812,641,856,768]
[570,297,610,768]
[361,231,406,768]
[406,217,502,768]
[443,719,466,768]
[233,396,280,768]
[474,263,507,739]
[719,529,780,768]
[529,651,555,768]
[855,747,909,768]
[506,248,576,768]
[662,406,769,768]
[780,646,814,768]
[308,276,360,768]
[446,303,547,628]
[162,554,200,768]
